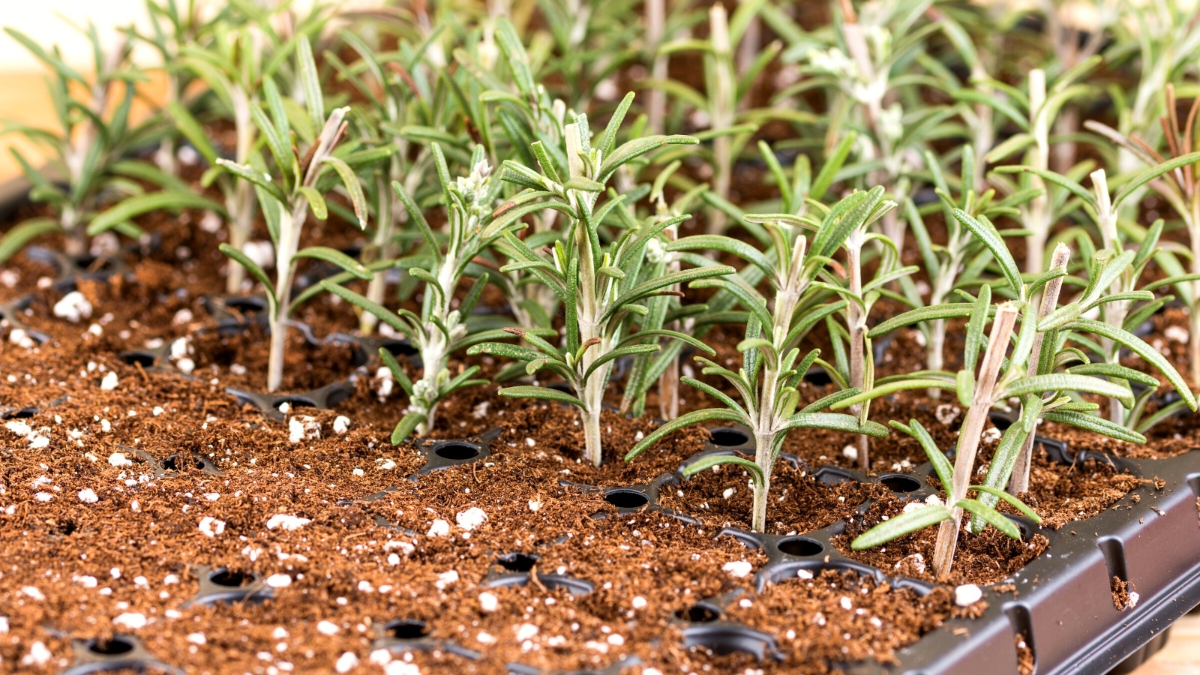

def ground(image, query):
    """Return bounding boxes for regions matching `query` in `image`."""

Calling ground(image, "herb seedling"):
[323,146,541,442]
[1085,87,1200,385]
[469,93,728,467]
[1,26,219,263]
[216,39,381,392]
[652,1,778,233]
[626,186,896,532]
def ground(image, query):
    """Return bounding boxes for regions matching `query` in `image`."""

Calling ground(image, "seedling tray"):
[2,173,1198,674]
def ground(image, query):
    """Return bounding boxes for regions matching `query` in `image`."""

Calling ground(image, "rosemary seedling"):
[323,146,540,442]
[216,39,382,392]
[469,93,727,467]
[626,187,896,532]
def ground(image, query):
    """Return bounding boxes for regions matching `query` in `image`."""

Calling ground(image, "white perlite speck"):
[266,514,311,531]
[515,624,538,641]
[954,584,983,607]
[528,500,541,512]
[21,642,52,667]
[266,574,292,588]
[436,570,459,590]
[723,561,753,578]
[1165,326,1189,343]
[1128,592,1140,608]
[798,569,814,580]
[100,372,119,391]
[335,652,359,673]
[455,507,488,531]
[426,519,450,537]
[78,488,98,503]
[333,416,351,435]
[21,586,45,601]
[113,613,148,630]
[317,621,339,636]
[632,596,647,609]
[53,291,92,323]
[842,445,858,460]
[479,592,499,612]
[187,633,206,645]
[198,516,226,537]
[935,404,961,425]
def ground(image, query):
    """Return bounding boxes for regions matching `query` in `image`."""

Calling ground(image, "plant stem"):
[645,0,667,134]
[267,206,303,393]
[1191,196,1200,386]
[1008,243,1070,495]
[706,4,734,234]
[1026,69,1049,276]
[565,123,607,467]
[846,228,869,469]
[751,432,772,532]
[932,303,1018,580]
[657,220,681,420]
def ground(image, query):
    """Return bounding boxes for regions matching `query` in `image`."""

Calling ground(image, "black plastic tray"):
[3,173,1198,675]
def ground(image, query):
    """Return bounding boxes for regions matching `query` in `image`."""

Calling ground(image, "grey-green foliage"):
[468,93,727,468]
[0,25,221,263]
[844,210,1196,517]
[625,185,898,533]
[216,38,387,392]
[901,144,1037,393]
[323,145,543,444]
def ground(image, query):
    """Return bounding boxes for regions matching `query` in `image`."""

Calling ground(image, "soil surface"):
[0,218,1188,674]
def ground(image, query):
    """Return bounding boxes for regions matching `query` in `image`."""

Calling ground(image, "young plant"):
[624,187,896,532]
[468,94,729,467]
[618,160,709,420]
[846,302,1049,578]
[650,1,778,233]
[0,26,217,262]
[1000,164,1196,426]
[216,41,381,393]
[325,27,446,334]
[849,415,1044,580]
[168,19,276,293]
[902,145,1036,395]
[845,211,1195,524]
[321,146,538,441]
[1085,89,1200,385]
[973,59,1099,274]
[790,0,958,246]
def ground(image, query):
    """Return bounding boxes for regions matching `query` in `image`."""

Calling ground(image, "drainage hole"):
[89,637,135,656]
[497,552,540,573]
[776,537,823,557]
[434,442,480,460]
[676,604,721,623]
[119,352,156,367]
[276,397,316,410]
[879,474,922,493]
[709,428,750,447]
[604,489,649,509]
[385,619,429,640]
[209,570,252,587]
